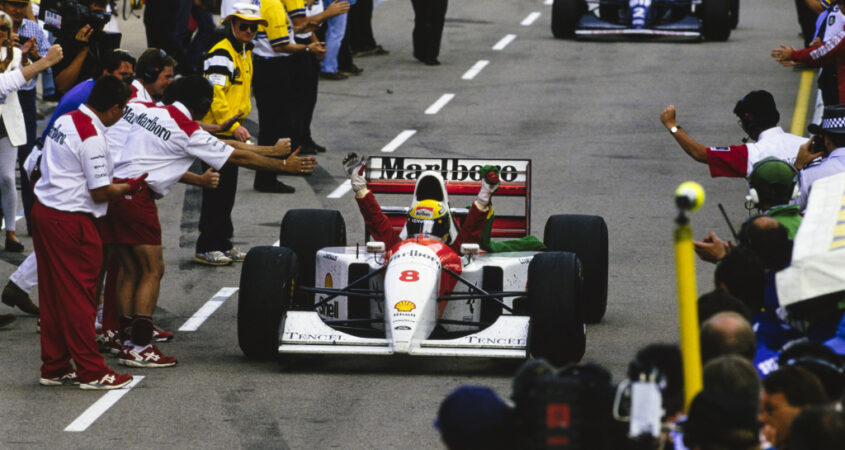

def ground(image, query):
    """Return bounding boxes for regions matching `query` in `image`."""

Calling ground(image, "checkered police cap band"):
[821,116,845,130]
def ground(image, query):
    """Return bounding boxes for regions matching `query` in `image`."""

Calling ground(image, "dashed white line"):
[462,60,490,80]
[65,376,145,432]
[493,34,517,50]
[179,287,239,332]
[521,11,542,26]
[328,180,352,198]
[425,93,455,115]
[381,130,417,152]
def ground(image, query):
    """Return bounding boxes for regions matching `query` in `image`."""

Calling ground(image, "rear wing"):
[365,156,532,237]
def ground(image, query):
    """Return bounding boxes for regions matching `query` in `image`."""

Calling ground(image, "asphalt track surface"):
[0,0,814,447]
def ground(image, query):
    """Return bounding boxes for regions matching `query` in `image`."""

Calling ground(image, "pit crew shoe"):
[40,369,79,386]
[102,329,123,354]
[223,248,246,262]
[118,344,177,368]
[153,325,174,342]
[194,251,232,266]
[96,329,109,352]
[79,371,133,390]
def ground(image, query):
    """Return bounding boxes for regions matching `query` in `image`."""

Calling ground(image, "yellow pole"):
[673,182,704,412]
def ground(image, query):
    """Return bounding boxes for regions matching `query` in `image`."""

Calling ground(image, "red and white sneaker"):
[153,325,173,342]
[79,371,133,390]
[101,329,123,355]
[40,369,79,386]
[118,344,177,368]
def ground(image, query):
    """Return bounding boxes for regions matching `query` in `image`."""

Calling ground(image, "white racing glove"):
[343,152,368,193]
[475,168,500,208]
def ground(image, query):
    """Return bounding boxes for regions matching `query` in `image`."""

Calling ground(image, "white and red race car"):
[237,157,608,366]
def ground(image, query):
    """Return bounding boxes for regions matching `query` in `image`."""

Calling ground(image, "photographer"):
[50,0,113,95]
[795,104,845,211]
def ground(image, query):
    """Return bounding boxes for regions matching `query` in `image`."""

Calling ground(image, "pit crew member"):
[33,76,143,390]
[342,152,498,252]
[660,90,806,177]
[105,75,316,368]
[195,4,265,265]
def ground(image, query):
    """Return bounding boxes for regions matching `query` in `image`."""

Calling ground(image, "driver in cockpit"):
[342,152,499,253]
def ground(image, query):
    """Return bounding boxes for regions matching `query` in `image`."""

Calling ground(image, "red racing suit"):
[792,31,845,101]
[355,190,487,252]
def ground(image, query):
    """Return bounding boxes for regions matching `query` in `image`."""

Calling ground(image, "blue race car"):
[552,0,734,41]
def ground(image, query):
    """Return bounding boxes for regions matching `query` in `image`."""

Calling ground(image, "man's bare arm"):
[221,138,291,157]
[660,105,709,163]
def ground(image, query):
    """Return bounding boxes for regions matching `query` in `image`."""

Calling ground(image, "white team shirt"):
[296,0,323,40]
[34,104,113,217]
[823,5,845,41]
[105,79,156,164]
[114,101,234,197]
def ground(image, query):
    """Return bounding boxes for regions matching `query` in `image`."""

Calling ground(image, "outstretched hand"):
[476,165,500,207]
[693,230,733,263]
[343,152,367,192]
[285,147,318,175]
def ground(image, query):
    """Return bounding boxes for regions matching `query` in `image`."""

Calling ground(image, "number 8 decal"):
[399,270,419,282]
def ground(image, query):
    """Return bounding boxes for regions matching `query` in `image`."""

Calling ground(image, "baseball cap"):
[222,3,268,26]
[824,314,845,355]
[734,90,778,119]
[435,386,511,447]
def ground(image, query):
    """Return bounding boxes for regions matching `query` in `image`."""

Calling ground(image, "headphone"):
[746,157,800,208]
[137,48,168,84]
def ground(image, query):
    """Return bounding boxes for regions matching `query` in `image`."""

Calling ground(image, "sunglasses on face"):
[0,26,9,33]
[238,23,258,32]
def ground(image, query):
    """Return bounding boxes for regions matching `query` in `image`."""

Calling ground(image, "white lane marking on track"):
[328,180,352,198]
[544,0,553,5]
[462,60,490,80]
[493,34,517,50]
[521,12,542,26]
[381,130,417,152]
[273,240,280,247]
[178,287,239,332]
[65,376,145,432]
[425,93,455,115]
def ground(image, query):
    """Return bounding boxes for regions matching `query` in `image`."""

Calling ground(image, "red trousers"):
[32,201,111,382]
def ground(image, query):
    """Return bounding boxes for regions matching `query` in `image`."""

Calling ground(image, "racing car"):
[237,157,608,367]
[551,0,734,41]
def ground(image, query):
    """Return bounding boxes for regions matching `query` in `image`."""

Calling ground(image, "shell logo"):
[394,300,416,312]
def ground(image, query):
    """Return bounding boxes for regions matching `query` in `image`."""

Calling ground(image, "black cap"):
[734,90,779,120]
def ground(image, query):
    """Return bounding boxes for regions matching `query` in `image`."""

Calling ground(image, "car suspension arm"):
[439,268,516,314]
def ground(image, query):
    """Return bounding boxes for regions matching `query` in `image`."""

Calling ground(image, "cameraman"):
[51,0,111,95]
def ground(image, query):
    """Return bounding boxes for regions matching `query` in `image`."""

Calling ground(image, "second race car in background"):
[552,0,736,41]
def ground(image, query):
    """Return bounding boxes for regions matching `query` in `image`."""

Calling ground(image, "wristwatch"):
[670,125,682,135]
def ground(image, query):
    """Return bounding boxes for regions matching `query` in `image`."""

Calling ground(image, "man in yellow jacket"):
[195,3,267,265]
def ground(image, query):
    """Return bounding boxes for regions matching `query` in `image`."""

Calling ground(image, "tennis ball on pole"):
[675,182,705,212]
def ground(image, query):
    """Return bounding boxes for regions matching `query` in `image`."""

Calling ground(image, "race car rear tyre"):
[543,215,609,323]
[280,209,346,307]
[527,252,586,366]
[701,0,731,41]
[238,246,297,360]
[551,0,586,39]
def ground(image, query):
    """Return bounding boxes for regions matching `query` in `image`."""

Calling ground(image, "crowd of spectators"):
[435,1,845,448]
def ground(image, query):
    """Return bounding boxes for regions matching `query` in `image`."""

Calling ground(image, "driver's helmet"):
[406,199,452,242]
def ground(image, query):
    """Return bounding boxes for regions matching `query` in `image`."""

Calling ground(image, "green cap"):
[749,157,796,189]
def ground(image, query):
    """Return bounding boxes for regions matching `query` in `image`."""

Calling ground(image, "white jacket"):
[0,47,26,147]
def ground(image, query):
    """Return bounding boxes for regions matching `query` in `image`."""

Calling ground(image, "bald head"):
[700,312,756,364]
